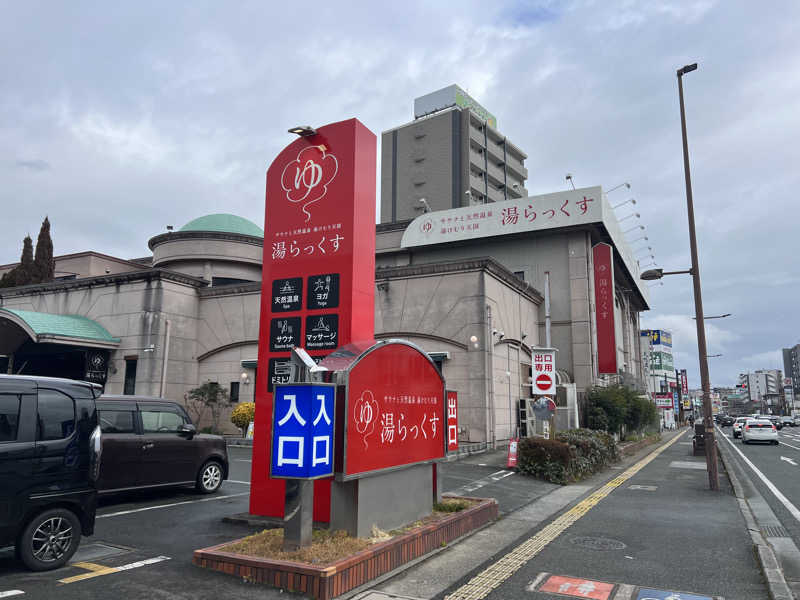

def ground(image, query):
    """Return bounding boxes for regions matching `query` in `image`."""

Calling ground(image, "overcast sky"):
[2,1,798,388]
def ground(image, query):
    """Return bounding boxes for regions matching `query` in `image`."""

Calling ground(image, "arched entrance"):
[0,308,120,384]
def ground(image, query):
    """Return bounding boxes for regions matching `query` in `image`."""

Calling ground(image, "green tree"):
[33,216,54,283]
[184,382,230,434]
[0,235,35,288]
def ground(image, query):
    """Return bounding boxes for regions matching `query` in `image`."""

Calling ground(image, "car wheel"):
[19,508,81,571]
[774,440,780,445]
[196,460,223,494]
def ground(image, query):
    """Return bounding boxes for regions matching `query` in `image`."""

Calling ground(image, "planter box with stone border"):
[193,496,498,600]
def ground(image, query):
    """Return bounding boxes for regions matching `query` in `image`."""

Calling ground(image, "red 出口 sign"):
[593,243,617,374]
[250,119,377,521]
[446,390,458,452]
[339,342,445,479]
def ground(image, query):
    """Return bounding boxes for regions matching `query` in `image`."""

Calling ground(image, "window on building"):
[514,271,525,281]
[211,277,253,287]
[0,394,21,442]
[124,358,137,395]
[37,389,75,441]
[230,382,240,403]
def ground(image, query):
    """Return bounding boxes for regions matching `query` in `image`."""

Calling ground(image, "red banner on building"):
[340,343,445,478]
[592,243,617,374]
[250,119,377,520]
[446,390,458,452]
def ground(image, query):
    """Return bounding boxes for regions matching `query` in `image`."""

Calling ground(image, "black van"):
[0,375,102,571]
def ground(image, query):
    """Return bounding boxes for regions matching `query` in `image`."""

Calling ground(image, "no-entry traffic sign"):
[535,373,553,391]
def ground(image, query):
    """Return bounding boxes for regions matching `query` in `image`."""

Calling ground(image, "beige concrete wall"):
[153,237,262,282]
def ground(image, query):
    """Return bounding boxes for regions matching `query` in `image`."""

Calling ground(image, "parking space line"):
[226,480,251,485]
[780,441,800,451]
[71,561,111,572]
[0,591,24,598]
[234,459,252,462]
[59,556,170,584]
[97,492,248,519]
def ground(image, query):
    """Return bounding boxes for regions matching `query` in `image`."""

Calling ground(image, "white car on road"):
[732,417,749,438]
[741,418,779,445]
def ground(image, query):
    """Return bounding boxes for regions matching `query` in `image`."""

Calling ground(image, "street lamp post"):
[678,62,719,491]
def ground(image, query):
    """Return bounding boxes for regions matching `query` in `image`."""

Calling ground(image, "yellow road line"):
[59,564,120,584]
[445,432,686,600]
[59,556,170,584]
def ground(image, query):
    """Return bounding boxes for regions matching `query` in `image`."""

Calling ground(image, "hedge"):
[516,428,619,484]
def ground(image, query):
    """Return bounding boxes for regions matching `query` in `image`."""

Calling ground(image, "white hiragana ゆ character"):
[313,394,331,426]
[576,581,595,596]
[278,394,306,426]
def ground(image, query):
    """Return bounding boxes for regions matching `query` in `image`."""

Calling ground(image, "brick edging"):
[193,497,498,600]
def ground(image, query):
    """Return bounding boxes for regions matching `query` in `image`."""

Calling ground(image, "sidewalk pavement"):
[353,428,771,600]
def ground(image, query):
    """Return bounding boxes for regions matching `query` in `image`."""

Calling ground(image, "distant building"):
[380,84,529,223]
[737,369,783,413]
[783,344,800,398]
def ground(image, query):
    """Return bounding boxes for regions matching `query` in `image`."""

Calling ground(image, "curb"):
[718,437,795,600]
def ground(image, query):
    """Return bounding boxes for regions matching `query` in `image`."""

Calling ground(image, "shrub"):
[517,437,575,485]
[517,429,619,484]
[231,402,256,436]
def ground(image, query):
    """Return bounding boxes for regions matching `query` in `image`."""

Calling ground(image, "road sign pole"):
[282,479,314,551]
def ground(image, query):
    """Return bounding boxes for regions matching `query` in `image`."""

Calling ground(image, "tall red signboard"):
[593,243,617,374]
[250,119,376,520]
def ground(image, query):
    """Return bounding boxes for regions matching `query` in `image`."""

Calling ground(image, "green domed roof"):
[179,214,263,238]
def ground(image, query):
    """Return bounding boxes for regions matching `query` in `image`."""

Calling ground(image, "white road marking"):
[97,493,248,519]
[0,591,24,598]
[234,459,252,462]
[780,441,800,451]
[719,428,800,524]
[226,480,251,485]
[115,555,170,571]
[454,470,514,493]
[781,456,798,466]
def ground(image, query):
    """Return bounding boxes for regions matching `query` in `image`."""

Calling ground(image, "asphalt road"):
[718,423,800,545]
[0,446,554,599]
[437,429,767,600]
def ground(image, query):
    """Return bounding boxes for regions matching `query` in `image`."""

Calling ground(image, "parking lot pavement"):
[0,445,556,598]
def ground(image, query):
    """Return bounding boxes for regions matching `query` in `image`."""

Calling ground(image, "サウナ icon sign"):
[280,145,339,222]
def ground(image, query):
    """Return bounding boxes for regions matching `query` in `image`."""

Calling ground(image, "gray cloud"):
[14,159,51,171]
[1,0,798,387]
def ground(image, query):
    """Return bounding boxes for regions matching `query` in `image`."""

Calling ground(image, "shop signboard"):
[270,384,335,479]
[593,243,617,374]
[680,369,689,396]
[250,119,377,520]
[446,390,459,452]
[654,393,673,408]
[642,329,672,348]
[531,348,557,395]
[339,342,445,480]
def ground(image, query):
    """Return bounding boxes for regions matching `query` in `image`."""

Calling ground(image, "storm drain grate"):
[761,526,790,538]
[569,536,627,551]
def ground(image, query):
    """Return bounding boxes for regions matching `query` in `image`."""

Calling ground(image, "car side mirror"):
[179,423,197,439]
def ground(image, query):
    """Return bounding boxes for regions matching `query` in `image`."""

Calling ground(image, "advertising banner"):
[446,390,459,452]
[680,369,689,396]
[250,119,377,520]
[531,348,557,395]
[654,393,673,408]
[340,343,445,479]
[642,329,672,348]
[593,243,617,374]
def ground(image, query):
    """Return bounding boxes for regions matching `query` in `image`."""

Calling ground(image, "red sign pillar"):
[592,243,617,374]
[250,119,376,520]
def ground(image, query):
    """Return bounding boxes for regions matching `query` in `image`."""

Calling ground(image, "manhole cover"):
[71,542,131,563]
[569,536,626,551]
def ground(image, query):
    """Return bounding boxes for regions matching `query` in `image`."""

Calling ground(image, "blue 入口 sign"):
[270,384,335,479]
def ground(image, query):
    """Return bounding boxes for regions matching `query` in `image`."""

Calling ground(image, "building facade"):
[381,85,528,223]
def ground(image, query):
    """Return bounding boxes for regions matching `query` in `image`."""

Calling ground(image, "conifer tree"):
[33,216,55,283]
[0,235,35,288]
